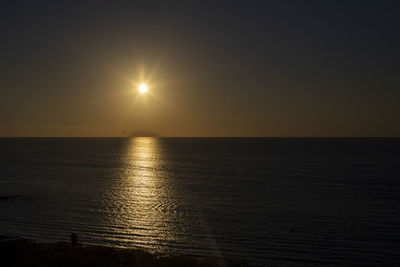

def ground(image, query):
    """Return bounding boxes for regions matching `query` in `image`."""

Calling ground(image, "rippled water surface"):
[1,138,400,266]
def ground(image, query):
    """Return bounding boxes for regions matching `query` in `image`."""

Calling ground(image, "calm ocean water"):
[0,138,400,266]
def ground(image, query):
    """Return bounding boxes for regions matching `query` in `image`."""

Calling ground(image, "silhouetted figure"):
[70,233,78,247]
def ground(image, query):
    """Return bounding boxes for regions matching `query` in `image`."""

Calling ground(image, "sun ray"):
[105,61,177,133]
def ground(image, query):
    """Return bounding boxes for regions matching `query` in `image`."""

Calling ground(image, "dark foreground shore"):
[0,237,246,267]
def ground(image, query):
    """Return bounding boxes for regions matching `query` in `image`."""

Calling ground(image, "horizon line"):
[0,136,399,139]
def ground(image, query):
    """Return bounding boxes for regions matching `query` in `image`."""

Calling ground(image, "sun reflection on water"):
[111,137,177,251]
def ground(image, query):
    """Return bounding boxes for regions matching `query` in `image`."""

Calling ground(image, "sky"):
[1,0,399,137]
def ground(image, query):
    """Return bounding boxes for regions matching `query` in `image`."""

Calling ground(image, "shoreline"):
[0,237,247,266]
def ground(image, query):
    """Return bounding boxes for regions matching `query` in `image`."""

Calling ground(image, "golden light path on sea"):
[112,137,178,251]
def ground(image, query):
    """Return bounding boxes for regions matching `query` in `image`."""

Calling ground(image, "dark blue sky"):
[1,0,399,136]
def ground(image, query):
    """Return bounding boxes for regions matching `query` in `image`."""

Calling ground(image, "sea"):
[0,138,399,266]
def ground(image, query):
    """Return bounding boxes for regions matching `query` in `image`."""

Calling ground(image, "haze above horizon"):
[1,1,399,137]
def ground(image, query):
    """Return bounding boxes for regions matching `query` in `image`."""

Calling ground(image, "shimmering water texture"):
[1,138,400,266]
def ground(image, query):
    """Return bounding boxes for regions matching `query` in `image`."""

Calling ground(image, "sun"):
[138,83,148,94]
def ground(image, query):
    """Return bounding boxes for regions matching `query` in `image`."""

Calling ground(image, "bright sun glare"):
[138,83,148,94]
